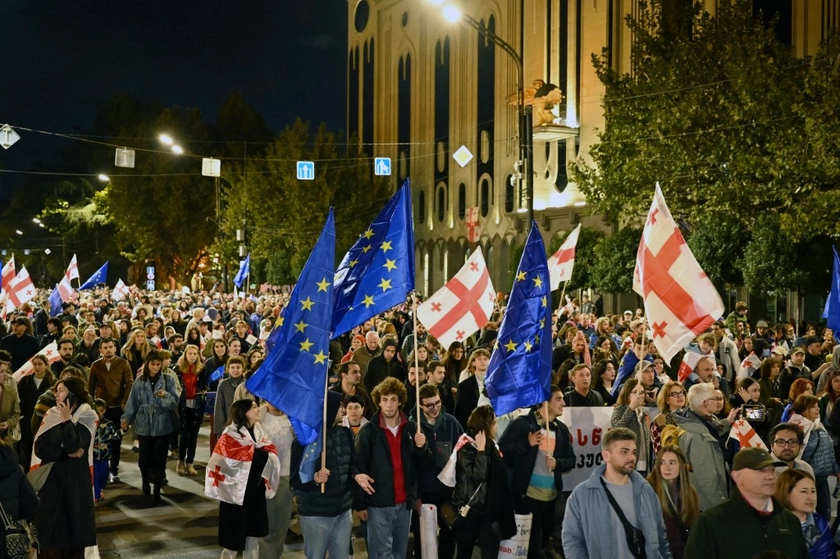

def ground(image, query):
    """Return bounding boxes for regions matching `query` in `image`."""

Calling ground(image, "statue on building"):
[507,78,564,127]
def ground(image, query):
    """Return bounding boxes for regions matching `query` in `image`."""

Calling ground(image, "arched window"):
[418,190,426,223]
[479,177,490,217]
[458,183,466,220]
[436,184,446,223]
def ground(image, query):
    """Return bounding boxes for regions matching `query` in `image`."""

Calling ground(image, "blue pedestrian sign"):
[374,157,391,176]
[297,161,315,181]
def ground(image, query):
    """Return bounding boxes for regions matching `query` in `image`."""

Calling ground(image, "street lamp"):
[428,1,534,226]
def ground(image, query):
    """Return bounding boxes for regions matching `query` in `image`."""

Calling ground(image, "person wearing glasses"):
[769,422,814,478]
[651,381,687,455]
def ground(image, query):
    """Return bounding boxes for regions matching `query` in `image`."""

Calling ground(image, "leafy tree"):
[685,213,746,286]
[741,216,805,296]
[590,227,641,293]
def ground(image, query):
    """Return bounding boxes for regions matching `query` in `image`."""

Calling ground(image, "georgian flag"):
[416,248,495,348]
[728,418,768,450]
[13,342,61,383]
[112,279,130,301]
[205,422,281,506]
[633,184,724,363]
[465,207,481,243]
[676,350,716,383]
[548,223,581,291]
[0,257,16,317]
[67,254,79,280]
[4,266,35,314]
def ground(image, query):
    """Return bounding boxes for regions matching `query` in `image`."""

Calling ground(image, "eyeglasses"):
[773,439,800,448]
[668,392,686,398]
[422,401,442,409]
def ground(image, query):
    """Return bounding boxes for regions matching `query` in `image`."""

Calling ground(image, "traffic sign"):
[296,161,315,180]
[0,124,20,150]
[453,145,473,168]
[146,280,155,290]
[374,157,391,176]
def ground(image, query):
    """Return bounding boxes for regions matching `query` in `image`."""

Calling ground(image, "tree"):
[574,0,811,237]
[741,216,805,296]
[590,227,641,293]
[685,213,746,286]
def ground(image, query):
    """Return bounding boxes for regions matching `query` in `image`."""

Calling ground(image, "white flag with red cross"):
[4,266,36,314]
[465,207,481,243]
[66,254,79,280]
[548,223,581,291]
[416,248,496,348]
[112,279,130,301]
[13,342,60,383]
[728,418,768,450]
[205,425,280,506]
[633,184,724,363]
[0,257,16,316]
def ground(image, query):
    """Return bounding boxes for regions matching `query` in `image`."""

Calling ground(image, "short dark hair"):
[343,394,365,408]
[0,350,11,364]
[58,338,75,350]
[339,361,360,376]
[603,426,637,450]
[425,360,444,373]
[99,337,117,348]
[770,422,805,445]
[792,394,820,415]
[418,383,440,401]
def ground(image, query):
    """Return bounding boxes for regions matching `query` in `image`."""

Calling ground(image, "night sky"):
[0,0,348,201]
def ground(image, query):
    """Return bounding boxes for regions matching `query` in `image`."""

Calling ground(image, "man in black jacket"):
[354,377,433,559]
[0,317,39,372]
[499,385,576,558]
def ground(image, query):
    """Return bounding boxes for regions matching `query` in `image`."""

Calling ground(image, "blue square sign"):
[374,157,391,176]
[297,161,315,180]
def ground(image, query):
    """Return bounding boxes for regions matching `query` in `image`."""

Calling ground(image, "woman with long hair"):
[452,405,516,559]
[185,326,202,350]
[651,381,686,455]
[442,341,467,388]
[121,349,179,502]
[168,309,187,336]
[781,378,814,422]
[647,445,700,559]
[175,344,208,476]
[121,328,152,374]
[17,353,55,471]
[591,359,616,405]
[775,469,833,559]
[789,394,840,522]
[611,379,652,476]
[33,376,99,558]
[204,338,230,392]
[208,399,280,559]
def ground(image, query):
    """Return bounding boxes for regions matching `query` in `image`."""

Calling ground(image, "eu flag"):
[332,180,415,337]
[245,210,335,445]
[824,246,840,332]
[78,262,109,291]
[233,254,250,289]
[485,221,552,416]
[48,286,63,317]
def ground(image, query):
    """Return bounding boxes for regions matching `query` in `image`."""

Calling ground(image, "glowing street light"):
[32,218,41,224]
[159,134,174,146]
[171,145,184,155]
[98,174,110,182]
[15,230,22,235]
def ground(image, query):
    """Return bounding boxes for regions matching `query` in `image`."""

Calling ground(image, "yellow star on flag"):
[378,278,392,292]
[380,241,392,253]
[362,229,374,239]
[275,316,284,328]
[383,259,397,272]
[299,338,314,352]
[361,245,372,253]
[541,296,547,308]
[516,271,526,282]
[533,276,543,288]
[294,320,307,333]
[349,259,359,268]
[362,295,375,308]
[313,350,329,365]
[523,340,533,352]
[316,278,330,292]
[504,339,517,352]
[301,297,315,311]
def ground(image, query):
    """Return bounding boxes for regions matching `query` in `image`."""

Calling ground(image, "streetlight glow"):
[98,174,110,182]
[38,223,44,227]
[15,230,22,235]
[159,134,174,146]
[32,218,41,224]
[172,145,184,155]
[441,4,461,22]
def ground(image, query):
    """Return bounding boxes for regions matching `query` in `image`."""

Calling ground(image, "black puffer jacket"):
[454,440,516,540]
[0,446,38,559]
[353,411,433,510]
[290,425,358,517]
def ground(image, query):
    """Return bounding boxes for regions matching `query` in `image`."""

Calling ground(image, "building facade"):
[347,0,839,299]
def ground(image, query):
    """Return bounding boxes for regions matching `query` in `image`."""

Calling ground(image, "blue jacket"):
[122,373,179,437]
[562,463,673,559]
[809,512,833,559]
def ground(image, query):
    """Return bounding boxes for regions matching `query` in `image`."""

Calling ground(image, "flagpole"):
[412,292,420,436]
[320,364,328,494]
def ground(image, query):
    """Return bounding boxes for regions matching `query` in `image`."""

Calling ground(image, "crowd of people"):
[0,287,838,558]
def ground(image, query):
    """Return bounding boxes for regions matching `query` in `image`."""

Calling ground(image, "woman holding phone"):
[32,376,99,558]
[122,349,180,502]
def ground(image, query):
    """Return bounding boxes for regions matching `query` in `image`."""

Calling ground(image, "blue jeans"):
[299,510,352,559]
[367,505,412,559]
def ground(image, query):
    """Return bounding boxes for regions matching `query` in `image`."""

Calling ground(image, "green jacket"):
[684,488,808,559]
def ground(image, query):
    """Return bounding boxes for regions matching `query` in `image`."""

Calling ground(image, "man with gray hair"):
[672,382,738,511]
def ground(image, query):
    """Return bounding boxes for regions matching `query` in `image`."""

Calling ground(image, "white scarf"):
[30,402,98,473]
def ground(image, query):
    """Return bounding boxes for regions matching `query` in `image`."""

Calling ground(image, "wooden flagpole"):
[412,293,421,436]
[320,364,328,494]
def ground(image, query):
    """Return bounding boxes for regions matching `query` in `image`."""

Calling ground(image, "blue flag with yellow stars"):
[331,180,415,336]
[245,210,335,445]
[79,261,108,291]
[485,221,552,416]
[824,246,840,332]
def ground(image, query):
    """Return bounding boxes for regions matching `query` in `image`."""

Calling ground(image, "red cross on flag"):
[205,427,280,506]
[66,253,79,280]
[13,341,61,383]
[112,279,130,301]
[465,207,481,243]
[416,248,495,348]
[0,257,15,293]
[728,418,768,450]
[633,184,724,363]
[4,266,35,314]
[548,223,581,291]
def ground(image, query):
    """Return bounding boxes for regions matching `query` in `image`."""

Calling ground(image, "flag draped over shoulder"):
[79,262,108,291]
[823,246,840,332]
[245,210,335,445]
[205,422,280,506]
[548,223,581,291]
[485,222,553,416]
[416,248,495,349]
[234,254,250,289]
[633,184,724,363]
[332,181,415,337]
